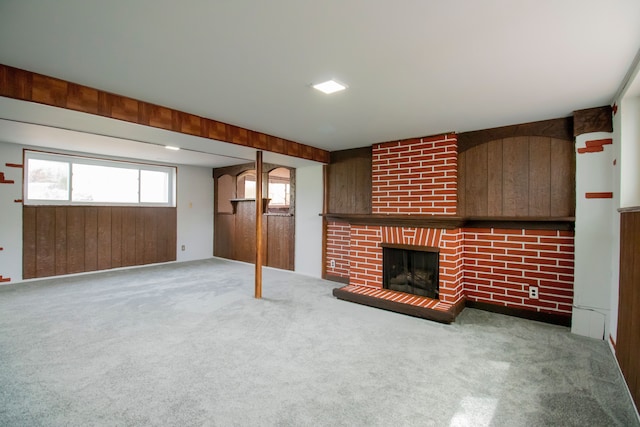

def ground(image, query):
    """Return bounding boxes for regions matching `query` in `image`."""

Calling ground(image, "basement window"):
[24,150,176,207]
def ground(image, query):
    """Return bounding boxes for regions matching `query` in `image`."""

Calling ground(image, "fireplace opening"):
[382,244,439,299]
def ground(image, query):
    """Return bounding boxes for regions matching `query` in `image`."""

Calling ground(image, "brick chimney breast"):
[372,133,457,215]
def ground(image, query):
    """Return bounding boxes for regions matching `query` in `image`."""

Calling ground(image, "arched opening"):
[237,170,256,199]
[267,167,290,213]
[216,174,234,213]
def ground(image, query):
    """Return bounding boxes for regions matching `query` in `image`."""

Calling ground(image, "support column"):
[255,151,263,298]
[321,164,328,279]
[572,108,615,339]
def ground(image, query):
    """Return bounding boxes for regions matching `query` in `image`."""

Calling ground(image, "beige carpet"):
[0,258,637,426]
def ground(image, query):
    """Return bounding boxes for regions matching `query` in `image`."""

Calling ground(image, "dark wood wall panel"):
[134,209,145,266]
[617,210,640,410]
[465,143,488,215]
[97,208,112,271]
[550,139,575,216]
[528,137,551,216]
[327,147,372,214]
[457,116,573,153]
[214,207,295,270]
[54,207,67,275]
[486,140,503,216]
[234,201,257,264]
[84,207,98,272]
[22,207,36,279]
[214,215,235,260]
[166,209,177,262]
[0,64,329,164]
[502,137,529,216]
[458,137,574,218]
[121,208,136,267]
[143,209,157,265]
[111,208,122,268]
[456,151,467,216]
[266,216,295,270]
[36,207,56,277]
[23,206,177,279]
[67,207,85,274]
[156,209,169,262]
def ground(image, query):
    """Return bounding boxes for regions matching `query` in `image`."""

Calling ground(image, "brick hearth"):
[333,284,463,324]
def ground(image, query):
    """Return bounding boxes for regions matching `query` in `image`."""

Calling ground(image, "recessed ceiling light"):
[165,145,180,151]
[312,79,347,94]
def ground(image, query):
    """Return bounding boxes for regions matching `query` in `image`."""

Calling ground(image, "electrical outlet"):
[181,245,186,251]
[529,286,539,299]
[330,259,336,268]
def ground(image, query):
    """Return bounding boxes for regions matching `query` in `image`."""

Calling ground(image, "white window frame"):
[24,150,177,207]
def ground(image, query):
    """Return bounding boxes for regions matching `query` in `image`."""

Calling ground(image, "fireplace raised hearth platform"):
[332,284,465,324]
[333,285,572,326]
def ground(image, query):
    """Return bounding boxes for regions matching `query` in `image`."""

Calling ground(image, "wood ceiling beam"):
[0,64,330,164]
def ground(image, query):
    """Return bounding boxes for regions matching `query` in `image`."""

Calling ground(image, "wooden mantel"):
[322,213,464,229]
[321,213,575,230]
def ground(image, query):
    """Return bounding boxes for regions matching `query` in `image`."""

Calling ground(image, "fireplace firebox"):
[382,244,439,299]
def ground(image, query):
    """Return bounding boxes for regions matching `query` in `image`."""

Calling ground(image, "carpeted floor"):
[0,258,637,426]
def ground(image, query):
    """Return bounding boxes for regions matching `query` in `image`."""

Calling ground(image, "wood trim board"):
[0,64,330,163]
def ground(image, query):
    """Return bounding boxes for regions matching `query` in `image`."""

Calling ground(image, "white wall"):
[620,96,640,208]
[176,165,214,261]
[572,131,615,339]
[294,164,323,278]
[0,141,215,284]
[0,142,25,283]
[609,95,640,344]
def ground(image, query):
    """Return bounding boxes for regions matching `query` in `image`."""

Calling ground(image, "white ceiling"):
[0,1,639,163]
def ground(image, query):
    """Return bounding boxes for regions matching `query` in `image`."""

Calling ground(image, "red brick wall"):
[330,222,574,316]
[349,225,383,288]
[372,133,457,215]
[326,131,574,319]
[463,228,574,316]
[349,225,465,305]
[440,229,465,305]
[326,221,350,278]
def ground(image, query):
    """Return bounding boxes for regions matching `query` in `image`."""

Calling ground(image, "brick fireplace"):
[382,244,439,298]
[348,225,464,304]
[327,132,574,324]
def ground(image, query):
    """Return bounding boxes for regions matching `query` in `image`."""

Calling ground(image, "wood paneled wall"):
[0,64,329,163]
[327,147,372,214]
[23,206,176,279]
[213,163,295,271]
[265,214,294,269]
[457,137,574,217]
[616,209,640,410]
[214,203,294,270]
[214,214,235,261]
[457,117,573,153]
